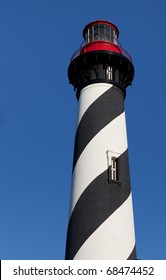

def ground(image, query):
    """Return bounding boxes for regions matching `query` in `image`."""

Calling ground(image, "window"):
[113,29,118,45]
[106,151,119,183]
[106,25,113,42]
[111,157,117,181]
[106,66,113,80]
[86,28,92,43]
[84,24,118,44]
[94,25,98,40]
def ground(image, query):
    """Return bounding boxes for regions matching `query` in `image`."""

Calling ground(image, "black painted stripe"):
[127,245,137,260]
[65,150,131,259]
[72,85,124,171]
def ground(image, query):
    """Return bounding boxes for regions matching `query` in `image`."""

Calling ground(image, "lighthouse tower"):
[65,20,136,260]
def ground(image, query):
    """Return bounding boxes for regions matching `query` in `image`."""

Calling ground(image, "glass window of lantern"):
[85,24,118,44]
[85,27,92,43]
[107,26,116,43]
[85,28,88,43]
[98,24,105,40]
[106,25,111,41]
[113,29,118,45]
[94,25,98,40]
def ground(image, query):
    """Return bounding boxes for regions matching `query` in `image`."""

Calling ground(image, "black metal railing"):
[70,39,132,62]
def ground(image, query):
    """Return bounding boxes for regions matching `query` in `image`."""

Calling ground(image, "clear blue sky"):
[0,0,166,260]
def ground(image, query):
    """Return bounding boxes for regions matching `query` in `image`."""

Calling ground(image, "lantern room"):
[83,20,119,45]
[80,20,128,58]
[68,19,134,94]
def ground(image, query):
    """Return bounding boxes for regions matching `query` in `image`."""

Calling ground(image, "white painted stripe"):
[74,193,135,259]
[70,112,128,216]
[77,83,113,126]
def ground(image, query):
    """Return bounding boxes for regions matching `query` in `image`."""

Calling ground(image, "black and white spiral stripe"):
[65,83,136,259]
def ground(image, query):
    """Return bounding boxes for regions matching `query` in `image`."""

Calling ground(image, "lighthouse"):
[65,20,136,260]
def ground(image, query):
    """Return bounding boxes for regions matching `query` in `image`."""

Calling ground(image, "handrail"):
[70,40,132,62]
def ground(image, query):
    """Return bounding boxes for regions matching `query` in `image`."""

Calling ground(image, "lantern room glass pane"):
[85,24,118,45]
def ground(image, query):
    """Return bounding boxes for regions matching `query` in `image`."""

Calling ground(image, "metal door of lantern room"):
[65,19,136,260]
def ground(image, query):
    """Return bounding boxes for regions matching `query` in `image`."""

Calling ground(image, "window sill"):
[108,180,121,186]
